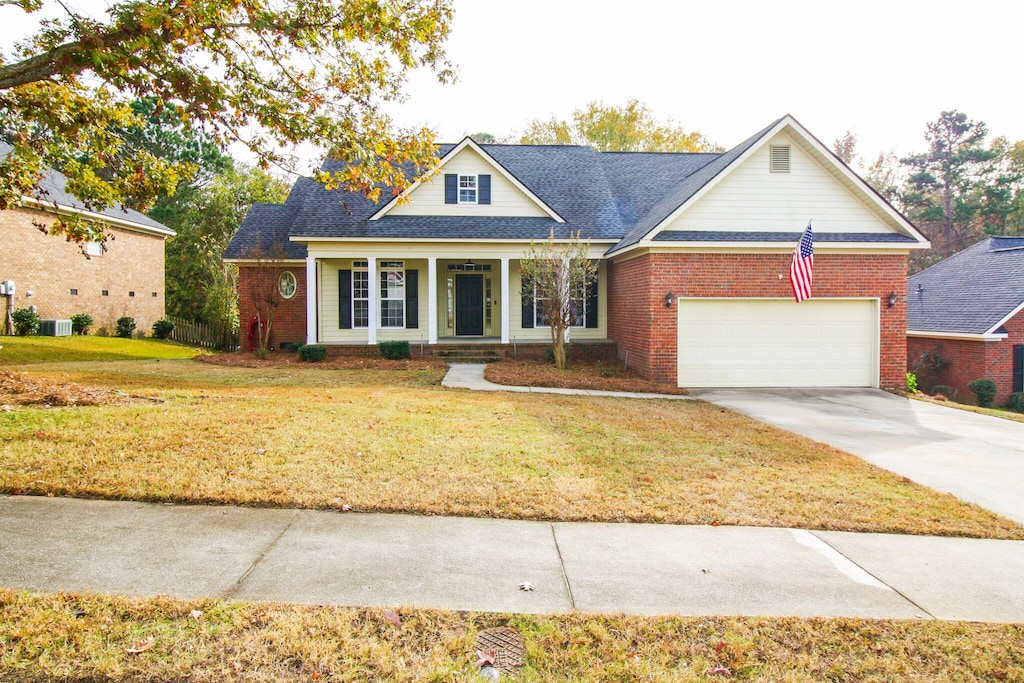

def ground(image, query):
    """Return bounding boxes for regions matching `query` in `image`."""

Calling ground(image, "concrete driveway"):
[691,388,1024,525]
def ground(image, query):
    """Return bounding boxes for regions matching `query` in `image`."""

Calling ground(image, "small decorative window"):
[769,145,791,173]
[459,175,478,204]
[85,241,103,257]
[278,271,297,299]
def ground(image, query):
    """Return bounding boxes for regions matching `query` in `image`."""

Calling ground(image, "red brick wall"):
[237,264,307,350]
[608,252,909,387]
[0,206,167,333]
[909,310,1024,405]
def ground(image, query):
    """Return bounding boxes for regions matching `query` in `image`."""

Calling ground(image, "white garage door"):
[677,299,877,388]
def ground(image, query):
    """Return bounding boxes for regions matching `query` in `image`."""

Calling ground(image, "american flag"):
[790,222,814,302]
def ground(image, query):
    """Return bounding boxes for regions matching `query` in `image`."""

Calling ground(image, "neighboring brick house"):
[907,237,1024,404]
[225,115,929,388]
[0,143,174,335]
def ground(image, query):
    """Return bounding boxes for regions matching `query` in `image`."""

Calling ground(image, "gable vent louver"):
[770,145,791,173]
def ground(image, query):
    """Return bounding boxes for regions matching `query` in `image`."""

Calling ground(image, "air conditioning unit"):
[40,319,72,337]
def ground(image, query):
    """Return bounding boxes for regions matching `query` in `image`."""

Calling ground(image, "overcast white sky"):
[4,0,1022,172]
[386,0,1024,170]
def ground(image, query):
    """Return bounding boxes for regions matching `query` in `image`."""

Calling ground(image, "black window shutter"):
[405,268,419,329]
[585,274,599,329]
[479,175,491,204]
[1014,344,1023,393]
[338,269,352,329]
[521,273,534,329]
[444,174,457,204]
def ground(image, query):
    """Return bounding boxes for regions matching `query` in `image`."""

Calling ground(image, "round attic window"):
[278,271,297,299]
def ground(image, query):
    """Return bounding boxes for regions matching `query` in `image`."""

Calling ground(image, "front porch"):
[301,250,609,348]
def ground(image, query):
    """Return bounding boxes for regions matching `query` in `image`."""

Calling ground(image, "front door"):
[455,274,484,336]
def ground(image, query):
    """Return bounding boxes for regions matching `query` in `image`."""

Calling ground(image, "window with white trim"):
[278,271,297,299]
[535,284,586,328]
[380,260,405,327]
[85,241,103,257]
[353,261,369,328]
[458,175,478,204]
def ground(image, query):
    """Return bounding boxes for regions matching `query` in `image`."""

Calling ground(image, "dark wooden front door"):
[455,274,484,336]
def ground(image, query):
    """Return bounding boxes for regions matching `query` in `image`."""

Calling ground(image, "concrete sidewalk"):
[441,363,692,399]
[3,495,1024,622]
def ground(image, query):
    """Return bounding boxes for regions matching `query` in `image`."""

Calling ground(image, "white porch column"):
[305,255,317,344]
[500,257,510,344]
[367,256,378,345]
[427,257,438,344]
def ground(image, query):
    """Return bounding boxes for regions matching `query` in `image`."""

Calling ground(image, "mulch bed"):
[0,371,161,408]
[485,359,690,395]
[195,351,448,371]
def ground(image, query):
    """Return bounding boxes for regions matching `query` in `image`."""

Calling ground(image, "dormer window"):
[444,173,491,205]
[459,175,478,204]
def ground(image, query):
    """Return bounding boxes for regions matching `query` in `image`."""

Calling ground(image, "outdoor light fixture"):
[463,259,476,268]
[665,292,674,308]
[887,292,897,308]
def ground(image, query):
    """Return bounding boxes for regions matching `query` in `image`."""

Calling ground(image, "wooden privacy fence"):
[167,317,238,351]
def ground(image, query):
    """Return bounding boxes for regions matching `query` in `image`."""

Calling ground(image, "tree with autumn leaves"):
[0,0,453,245]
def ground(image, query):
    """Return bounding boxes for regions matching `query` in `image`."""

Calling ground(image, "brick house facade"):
[907,237,1024,405]
[228,116,929,388]
[1,206,171,334]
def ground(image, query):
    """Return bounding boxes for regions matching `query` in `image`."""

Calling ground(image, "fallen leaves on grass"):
[485,359,690,395]
[0,371,162,407]
[4,591,1024,682]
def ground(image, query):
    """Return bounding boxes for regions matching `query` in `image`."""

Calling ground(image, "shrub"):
[11,308,40,336]
[1007,392,1024,413]
[378,340,411,360]
[297,344,328,362]
[932,385,956,400]
[152,319,175,339]
[70,313,93,335]
[115,316,136,338]
[905,372,918,393]
[968,378,998,407]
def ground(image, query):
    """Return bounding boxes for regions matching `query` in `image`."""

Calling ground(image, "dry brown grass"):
[0,371,162,407]
[2,590,1023,682]
[0,359,1020,539]
[486,358,691,394]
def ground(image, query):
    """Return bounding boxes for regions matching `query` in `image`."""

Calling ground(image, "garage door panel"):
[677,299,876,388]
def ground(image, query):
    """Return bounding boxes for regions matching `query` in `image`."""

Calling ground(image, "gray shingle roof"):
[907,237,1024,334]
[225,115,908,260]
[655,231,918,243]
[0,142,172,234]
[606,118,784,254]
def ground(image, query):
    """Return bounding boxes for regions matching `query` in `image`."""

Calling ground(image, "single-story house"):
[0,143,174,335]
[907,236,1024,403]
[224,115,929,388]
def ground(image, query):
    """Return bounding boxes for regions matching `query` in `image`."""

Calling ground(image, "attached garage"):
[676,298,878,388]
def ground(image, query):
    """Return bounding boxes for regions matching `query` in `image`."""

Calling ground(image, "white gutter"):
[21,196,175,238]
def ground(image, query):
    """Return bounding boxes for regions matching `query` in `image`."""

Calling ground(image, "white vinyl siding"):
[387,148,548,217]
[676,298,877,388]
[665,132,893,234]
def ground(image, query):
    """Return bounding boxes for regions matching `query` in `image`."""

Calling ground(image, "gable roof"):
[224,115,925,259]
[608,114,927,254]
[370,137,565,222]
[907,237,1024,336]
[0,142,173,236]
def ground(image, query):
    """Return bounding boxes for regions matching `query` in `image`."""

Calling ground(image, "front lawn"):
[0,335,204,364]
[1,359,1020,539]
[2,590,1023,682]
